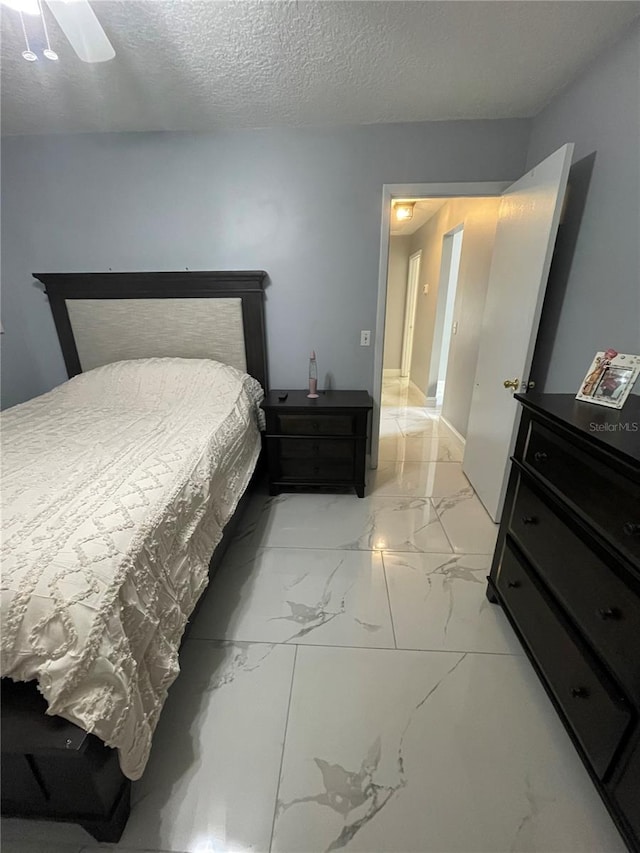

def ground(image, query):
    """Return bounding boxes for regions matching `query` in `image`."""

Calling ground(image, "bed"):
[0,270,268,841]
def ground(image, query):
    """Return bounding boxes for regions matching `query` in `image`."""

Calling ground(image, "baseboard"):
[383,369,401,377]
[440,416,466,446]
[408,380,427,406]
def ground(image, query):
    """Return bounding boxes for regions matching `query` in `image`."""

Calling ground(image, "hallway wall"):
[407,196,500,438]
[440,198,501,438]
[382,235,411,371]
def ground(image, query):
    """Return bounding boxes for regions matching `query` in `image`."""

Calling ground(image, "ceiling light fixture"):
[393,201,415,223]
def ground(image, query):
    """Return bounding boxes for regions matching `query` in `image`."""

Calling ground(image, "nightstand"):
[262,390,373,497]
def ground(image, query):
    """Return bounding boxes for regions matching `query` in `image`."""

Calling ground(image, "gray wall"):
[528,21,640,395]
[440,197,500,437]
[408,205,449,393]
[407,197,500,437]
[0,120,530,408]
[382,235,411,371]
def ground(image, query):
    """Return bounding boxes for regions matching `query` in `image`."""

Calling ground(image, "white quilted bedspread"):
[1,358,263,779]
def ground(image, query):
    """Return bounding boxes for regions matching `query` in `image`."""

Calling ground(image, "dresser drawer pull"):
[570,686,590,699]
[533,450,548,464]
[313,466,320,475]
[597,607,622,621]
[312,422,320,433]
[622,521,640,537]
[522,515,538,525]
[313,443,319,453]
[507,580,521,589]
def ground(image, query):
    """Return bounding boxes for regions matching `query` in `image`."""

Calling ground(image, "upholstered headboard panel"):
[34,271,268,391]
[66,298,247,373]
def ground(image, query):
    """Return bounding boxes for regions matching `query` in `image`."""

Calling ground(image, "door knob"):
[503,378,520,390]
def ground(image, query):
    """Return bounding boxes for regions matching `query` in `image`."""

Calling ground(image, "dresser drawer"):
[612,739,640,841]
[510,477,640,698]
[278,458,354,482]
[279,438,355,461]
[497,543,633,779]
[523,420,640,561]
[275,414,355,436]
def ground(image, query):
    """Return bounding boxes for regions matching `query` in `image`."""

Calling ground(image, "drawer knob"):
[570,686,589,699]
[522,516,538,526]
[597,607,622,621]
[533,450,548,464]
[507,580,521,589]
[623,521,640,537]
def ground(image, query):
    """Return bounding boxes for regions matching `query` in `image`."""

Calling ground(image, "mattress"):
[0,358,263,779]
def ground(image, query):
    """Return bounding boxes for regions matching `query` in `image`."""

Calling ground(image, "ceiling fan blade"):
[44,0,115,62]
[1,0,40,15]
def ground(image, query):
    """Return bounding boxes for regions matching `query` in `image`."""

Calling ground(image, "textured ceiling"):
[2,1,639,135]
[390,199,446,236]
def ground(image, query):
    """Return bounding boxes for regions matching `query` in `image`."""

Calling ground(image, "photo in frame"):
[576,349,640,409]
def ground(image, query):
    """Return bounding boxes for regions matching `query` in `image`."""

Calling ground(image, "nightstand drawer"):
[510,476,640,698]
[497,543,633,780]
[523,420,640,561]
[275,414,355,436]
[279,458,354,482]
[279,438,355,460]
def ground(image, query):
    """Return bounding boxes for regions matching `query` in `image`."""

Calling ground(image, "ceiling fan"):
[3,0,115,62]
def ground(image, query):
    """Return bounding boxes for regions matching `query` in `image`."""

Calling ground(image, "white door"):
[400,251,421,377]
[463,143,574,521]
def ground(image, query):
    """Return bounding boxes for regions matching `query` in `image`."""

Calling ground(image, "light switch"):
[423,283,429,294]
[452,321,458,335]
[360,330,371,346]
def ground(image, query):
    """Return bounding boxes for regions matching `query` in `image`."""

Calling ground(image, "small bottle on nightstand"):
[308,351,319,399]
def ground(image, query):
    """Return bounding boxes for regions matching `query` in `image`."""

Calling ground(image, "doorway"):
[373,145,573,522]
[379,191,503,448]
[373,181,508,470]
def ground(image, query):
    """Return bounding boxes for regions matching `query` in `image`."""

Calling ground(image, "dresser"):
[262,390,372,497]
[488,393,640,851]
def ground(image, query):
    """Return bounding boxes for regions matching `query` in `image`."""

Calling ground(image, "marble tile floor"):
[3,379,625,853]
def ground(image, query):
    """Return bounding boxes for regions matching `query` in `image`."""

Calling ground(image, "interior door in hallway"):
[463,143,574,521]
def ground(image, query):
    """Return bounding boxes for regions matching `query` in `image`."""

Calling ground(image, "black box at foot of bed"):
[1,680,131,842]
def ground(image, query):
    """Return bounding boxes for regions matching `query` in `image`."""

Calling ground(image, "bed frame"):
[1,271,268,842]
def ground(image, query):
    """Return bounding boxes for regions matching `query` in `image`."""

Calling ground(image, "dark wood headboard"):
[34,270,269,392]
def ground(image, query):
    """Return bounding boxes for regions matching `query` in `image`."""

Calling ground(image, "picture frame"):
[576,350,640,409]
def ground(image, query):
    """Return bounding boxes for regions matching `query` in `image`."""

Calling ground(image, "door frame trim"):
[372,181,509,468]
